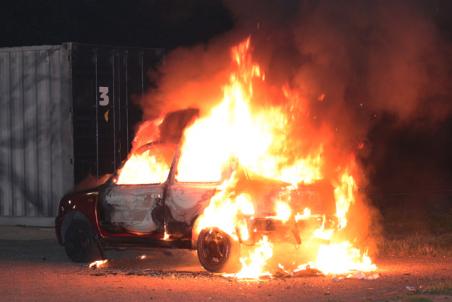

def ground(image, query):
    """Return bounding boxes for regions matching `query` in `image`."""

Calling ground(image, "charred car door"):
[165,182,217,237]
[161,149,218,238]
[101,184,165,234]
[99,143,176,235]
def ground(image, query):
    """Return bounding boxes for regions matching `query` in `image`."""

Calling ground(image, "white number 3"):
[99,86,109,106]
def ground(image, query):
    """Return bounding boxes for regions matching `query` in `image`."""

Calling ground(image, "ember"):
[89,260,108,269]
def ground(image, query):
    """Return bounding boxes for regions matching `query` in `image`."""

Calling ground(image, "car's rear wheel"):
[197,227,240,273]
[64,220,103,263]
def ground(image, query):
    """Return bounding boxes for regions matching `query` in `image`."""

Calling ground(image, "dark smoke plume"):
[143,0,452,134]
[138,0,452,237]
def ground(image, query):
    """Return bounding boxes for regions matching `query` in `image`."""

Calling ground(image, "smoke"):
[139,37,233,120]
[142,0,452,138]
[136,0,452,242]
[237,0,451,119]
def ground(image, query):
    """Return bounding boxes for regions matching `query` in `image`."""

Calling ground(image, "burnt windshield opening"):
[114,142,177,185]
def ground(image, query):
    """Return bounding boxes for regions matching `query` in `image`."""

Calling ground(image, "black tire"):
[197,227,240,273]
[64,220,103,263]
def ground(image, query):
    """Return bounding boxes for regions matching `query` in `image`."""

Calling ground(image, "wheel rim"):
[200,229,230,266]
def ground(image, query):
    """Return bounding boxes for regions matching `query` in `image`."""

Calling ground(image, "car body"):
[55,110,335,272]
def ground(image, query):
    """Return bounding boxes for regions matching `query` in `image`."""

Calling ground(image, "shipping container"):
[0,43,164,226]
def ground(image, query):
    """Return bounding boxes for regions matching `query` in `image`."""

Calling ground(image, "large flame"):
[117,37,377,279]
[176,38,322,185]
[116,151,170,185]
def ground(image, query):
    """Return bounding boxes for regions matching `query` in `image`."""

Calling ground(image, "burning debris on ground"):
[86,255,380,282]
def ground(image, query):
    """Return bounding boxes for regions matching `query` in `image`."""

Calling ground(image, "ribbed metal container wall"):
[0,43,163,226]
[0,45,73,225]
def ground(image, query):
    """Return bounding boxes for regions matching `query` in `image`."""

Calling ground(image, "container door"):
[71,44,164,183]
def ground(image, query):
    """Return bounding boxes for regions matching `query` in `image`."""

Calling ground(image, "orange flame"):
[313,242,376,275]
[232,236,273,279]
[176,38,322,186]
[89,259,108,269]
[116,151,170,185]
[189,38,376,279]
[117,37,377,279]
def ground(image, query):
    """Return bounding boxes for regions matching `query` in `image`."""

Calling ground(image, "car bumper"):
[237,216,336,246]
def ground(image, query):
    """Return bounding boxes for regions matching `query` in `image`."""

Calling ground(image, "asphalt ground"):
[0,226,451,302]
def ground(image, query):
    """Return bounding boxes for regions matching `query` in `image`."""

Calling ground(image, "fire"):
[274,202,292,223]
[194,173,252,241]
[334,171,357,229]
[186,38,376,279]
[175,38,322,185]
[313,242,376,275]
[89,259,108,269]
[295,207,312,222]
[116,151,169,185]
[117,37,377,279]
[163,225,171,240]
[116,142,175,185]
[232,236,273,280]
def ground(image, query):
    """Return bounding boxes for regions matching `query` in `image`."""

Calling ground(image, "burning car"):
[56,109,337,273]
[56,38,377,278]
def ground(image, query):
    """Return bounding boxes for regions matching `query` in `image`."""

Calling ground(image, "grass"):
[377,282,452,302]
[394,281,452,302]
[378,232,452,257]
[378,205,452,257]
[418,280,452,295]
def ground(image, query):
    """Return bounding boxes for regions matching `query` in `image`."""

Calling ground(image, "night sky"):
[1,0,451,232]
[0,0,233,49]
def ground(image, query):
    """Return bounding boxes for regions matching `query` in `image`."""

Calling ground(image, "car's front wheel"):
[197,227,240,273]
[64,219,103,263]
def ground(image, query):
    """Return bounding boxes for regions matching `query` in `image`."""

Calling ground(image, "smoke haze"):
[138,0,452,237]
